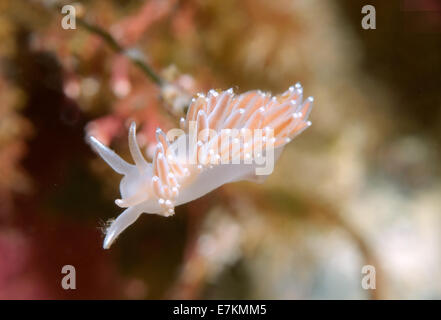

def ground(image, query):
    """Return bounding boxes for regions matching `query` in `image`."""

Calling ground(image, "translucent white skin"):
[89,135,282,249]
[88,84,313,249]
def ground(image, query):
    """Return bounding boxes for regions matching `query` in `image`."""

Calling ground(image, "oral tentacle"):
[89,136,133,175]
[103,205,143,249]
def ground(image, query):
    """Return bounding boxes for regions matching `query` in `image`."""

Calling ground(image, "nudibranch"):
[89,83,313,249]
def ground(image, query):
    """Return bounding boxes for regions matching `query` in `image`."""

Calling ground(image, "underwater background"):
[0,0,440,299]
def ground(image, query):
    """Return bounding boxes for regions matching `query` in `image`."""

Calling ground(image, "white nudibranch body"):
[89,84,313,249]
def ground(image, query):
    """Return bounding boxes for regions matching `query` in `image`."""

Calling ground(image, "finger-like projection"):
[89,84,313,249]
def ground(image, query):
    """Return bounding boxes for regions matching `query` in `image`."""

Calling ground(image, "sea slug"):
[89,83,313,248]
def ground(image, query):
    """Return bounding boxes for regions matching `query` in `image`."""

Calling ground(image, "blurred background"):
[0,0,440,299]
